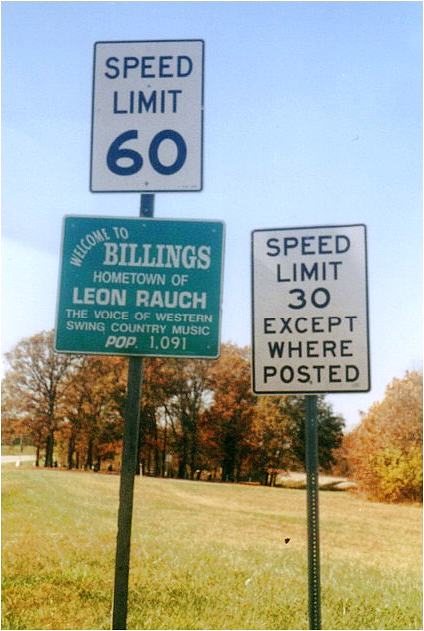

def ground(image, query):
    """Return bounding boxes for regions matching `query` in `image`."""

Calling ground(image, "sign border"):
[54,214,225,359]
[89,39,205,194]
[251,223,371,395]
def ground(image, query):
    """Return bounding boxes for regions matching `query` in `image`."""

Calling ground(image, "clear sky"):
[2,1,422,430]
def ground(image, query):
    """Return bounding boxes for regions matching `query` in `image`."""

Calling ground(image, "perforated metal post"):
[305,394,321,630]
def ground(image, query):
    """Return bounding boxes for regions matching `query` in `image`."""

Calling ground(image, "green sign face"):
[55,216,225,357]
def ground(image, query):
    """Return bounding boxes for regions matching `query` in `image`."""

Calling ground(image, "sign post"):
[111,193,153,630]
[305,394,320,630]
[112,353,144,630]
[251,223,370,629]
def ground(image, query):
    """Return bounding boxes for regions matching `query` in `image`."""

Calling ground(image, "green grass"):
[2,469,422,630]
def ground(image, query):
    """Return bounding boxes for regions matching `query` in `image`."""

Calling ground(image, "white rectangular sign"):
[251,224,370,393]
[90,40,204,192]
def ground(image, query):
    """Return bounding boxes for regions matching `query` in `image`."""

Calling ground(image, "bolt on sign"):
[90,40,204,192]
[55,216,224,357]
[251,224,370,393]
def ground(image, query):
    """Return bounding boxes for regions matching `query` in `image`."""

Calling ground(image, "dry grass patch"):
[2,469,422,629]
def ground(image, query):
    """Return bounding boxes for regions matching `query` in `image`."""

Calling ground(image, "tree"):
[61,355,125,469]
[2,331,346,483]
[2,331,79,467]
[250,394,345,483]
[136,358,168,476]
[345,370,422,502]
[249,398,281,485]
[204,344,256,482]
[159,357,212,479]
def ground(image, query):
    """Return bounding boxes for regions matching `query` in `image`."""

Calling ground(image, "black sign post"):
[112,355,144,630]
[111,193,154,630]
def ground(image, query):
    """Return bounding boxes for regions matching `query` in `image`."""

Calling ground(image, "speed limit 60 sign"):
[90,40,204,192]
[251,224,370,394]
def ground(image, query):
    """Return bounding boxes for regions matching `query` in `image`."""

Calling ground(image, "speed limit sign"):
[251,224,370,394]
[90,40,204,192]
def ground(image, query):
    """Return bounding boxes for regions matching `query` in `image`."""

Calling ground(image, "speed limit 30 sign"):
[90,40,204,192]
[251,224,370,393]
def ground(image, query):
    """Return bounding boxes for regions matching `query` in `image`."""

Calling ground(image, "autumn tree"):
[203,344,256,482]
[345,370,423,502]
[60,355,126,469]
[158,357,212,479]
[136,357,170,476]
[2,331,347,482]
[250,394,344,483]
[2,330,79,467]
[250,396,295,484]
[1,386,24,446]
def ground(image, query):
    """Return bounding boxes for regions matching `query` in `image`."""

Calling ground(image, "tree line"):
[335,369,422,503]
[2,330,344,484]
[3,330,421,501]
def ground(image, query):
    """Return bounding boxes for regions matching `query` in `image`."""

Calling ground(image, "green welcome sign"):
[55,216,225,357]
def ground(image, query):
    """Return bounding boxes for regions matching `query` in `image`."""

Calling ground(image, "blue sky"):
[2,1,422,429]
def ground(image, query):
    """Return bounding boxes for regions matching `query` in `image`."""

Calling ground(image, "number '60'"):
[107,129,187,176]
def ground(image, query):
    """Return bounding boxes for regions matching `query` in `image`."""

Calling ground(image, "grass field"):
[1,445,36,457]
[2,468,422,630]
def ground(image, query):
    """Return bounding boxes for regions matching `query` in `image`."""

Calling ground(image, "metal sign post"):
[251,223,370,629]
[112,354,144,630]
[112,193,153,630]
[305,394,321,630]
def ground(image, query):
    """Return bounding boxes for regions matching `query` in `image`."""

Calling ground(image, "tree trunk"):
[161,419,168,477]
[178,433,189,479]
[178,458,186,479]
[85,437,94,469]
[189,424,198,480]
[235,457,241,482]
[146,443,152,475]
[67,434,75,469]
[44,430,54,467]
[154,421,161,477]
[35,445,40,467]
[221,435,236,482]
[221,456,235,482]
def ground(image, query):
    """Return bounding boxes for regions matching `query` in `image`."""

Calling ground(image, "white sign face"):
[90,40,204,192]
[251,224,370,394]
